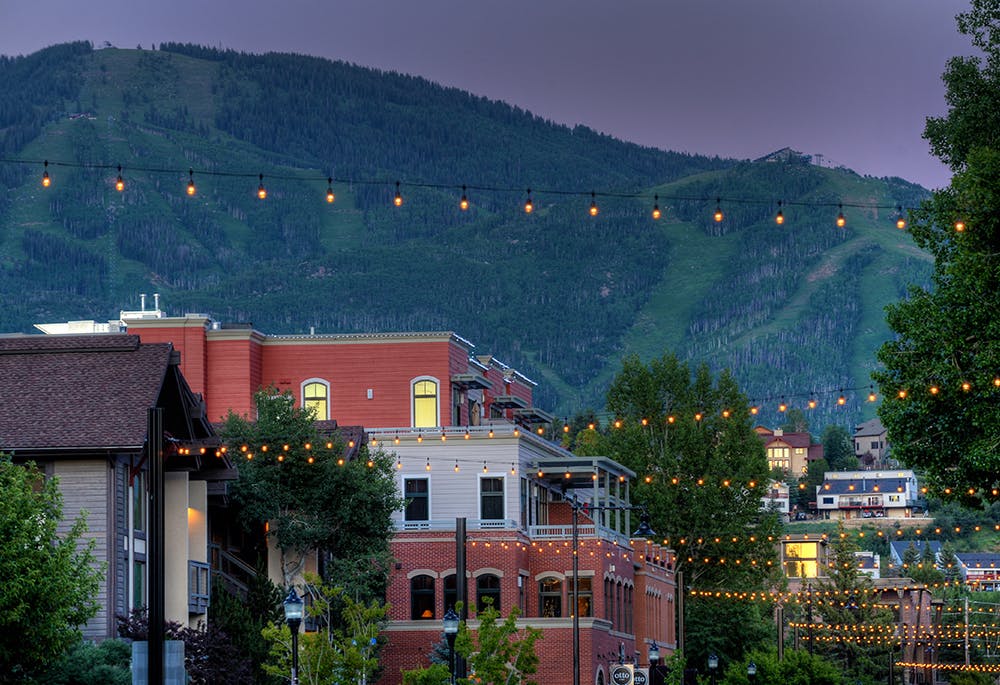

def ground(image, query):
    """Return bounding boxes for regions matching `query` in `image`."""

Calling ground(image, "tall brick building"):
[42,307,677,684]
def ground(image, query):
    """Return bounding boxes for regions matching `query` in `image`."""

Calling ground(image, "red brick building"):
[103,312,678,684]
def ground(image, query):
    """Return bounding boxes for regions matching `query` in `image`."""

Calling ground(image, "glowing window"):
[302,380,329,420]
[412,378,439,428]
[410,575,435,620]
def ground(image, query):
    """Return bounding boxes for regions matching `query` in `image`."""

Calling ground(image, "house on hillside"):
[853,418,890,469]
[956,552,1000,591]
[0,333,233,641]
[815,470,921,520]
[888,541,942,571]
[755,427,823,476]
[36,309,677,685]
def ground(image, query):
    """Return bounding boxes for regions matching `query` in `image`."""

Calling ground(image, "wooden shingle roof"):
[0,334,171,451]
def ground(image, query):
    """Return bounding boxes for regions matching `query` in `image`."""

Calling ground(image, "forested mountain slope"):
[0,43,930,427]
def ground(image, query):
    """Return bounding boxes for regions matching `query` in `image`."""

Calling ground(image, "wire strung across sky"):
[1,155,919,224]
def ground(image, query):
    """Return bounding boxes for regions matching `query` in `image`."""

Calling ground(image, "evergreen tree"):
[820,425,855,472]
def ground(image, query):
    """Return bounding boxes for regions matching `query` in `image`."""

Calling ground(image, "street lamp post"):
[443,608,460,685]
[571,500,655,685]
[748,661,757,685]
[708,653,719,685]
[284,588,304,685]
[649,641,663,685]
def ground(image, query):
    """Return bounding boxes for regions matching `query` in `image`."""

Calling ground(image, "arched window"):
[410,575,435,620]
[539,577,562,618]
[477,574,501,613]
[302,379,329,420]
[412,377,439,428]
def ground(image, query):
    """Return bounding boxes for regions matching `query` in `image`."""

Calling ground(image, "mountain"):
[0,42,931,430]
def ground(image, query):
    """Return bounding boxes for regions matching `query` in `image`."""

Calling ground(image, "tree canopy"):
[0,456,102,679]
[596,354,782,587]
[875,0,1000,496]
[220,388,402,597]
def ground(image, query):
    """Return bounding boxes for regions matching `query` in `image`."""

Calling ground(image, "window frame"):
[301,378,330,421]
[403,476,431,522]
[411,376,440,428]
[410,574,436,620]
[479,475,506,520]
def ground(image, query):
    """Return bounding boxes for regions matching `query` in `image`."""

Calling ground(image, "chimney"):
[140,293,147,312]
[153,293,160,311]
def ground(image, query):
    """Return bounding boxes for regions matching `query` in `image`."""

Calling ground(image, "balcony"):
[189,560,211,615]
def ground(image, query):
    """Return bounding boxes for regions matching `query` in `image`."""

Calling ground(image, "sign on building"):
[611,664,635,685]
[634,667,650,685]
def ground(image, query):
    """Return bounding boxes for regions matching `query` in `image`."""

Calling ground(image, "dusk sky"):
[1,0,974,190]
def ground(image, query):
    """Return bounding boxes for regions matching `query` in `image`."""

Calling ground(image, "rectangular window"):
[132,471,147,533]
[133,560,145,609]
[822,496,835,505]
[405,478,429,521]
[573,577,592,617]
[480,477,504,520]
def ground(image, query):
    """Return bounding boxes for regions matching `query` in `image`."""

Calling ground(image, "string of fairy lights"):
[2,155,959,230]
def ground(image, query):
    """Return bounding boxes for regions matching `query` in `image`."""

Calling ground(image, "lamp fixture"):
[775,200,784,225]
[115,165,125,192]
[836,203,846,228]
[589,191,599,217]
[394,180,403,207]
[713,197,723,222]
[524,188,533,214]
[459,185,469,211]
[257,173,267,200]
[186,168,196,196]
[326,177,335,203]
[42,160,51,187]
[652,194,661,220]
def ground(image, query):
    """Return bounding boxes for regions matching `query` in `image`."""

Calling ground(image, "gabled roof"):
[854,418,886,438]
[889,540,941,564]
[0,334,174,451]
[956,552,1000,569]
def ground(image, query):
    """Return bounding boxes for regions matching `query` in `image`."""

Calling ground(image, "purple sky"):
[1,0,974,189]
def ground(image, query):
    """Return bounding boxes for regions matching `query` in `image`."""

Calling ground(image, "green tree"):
[454,601,540,685]
[599,354,782,588]
[40,639,131,685]
[814,525,895,681]
[262,573,389,685]
[220,388,402,597]
[210,565,284,685]
[780,408,809,435]
[820,425,854,472]
[0,456,103,680]
[939,542,961,582]
[875,0,1000,495]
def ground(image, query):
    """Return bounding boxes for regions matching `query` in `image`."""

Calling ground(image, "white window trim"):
[478,473,506,520]
[410,375,440,428]
[402,474,432,522]
[300,377,331,420]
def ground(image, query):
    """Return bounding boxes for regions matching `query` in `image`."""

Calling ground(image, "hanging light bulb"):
[713,197,724,223]
[589,191,599,217]
[454,460,460,472]
[115,165,125,192]
[393,180,403,207]
[955,219,966,232]
[808,398,817,409]
[962,381,972,392]
[483,461,489,473]
[186,168,196,196]
[257,173,267,200]
[41,160,51,188]
[326,177,335,204]
[563,420,570,434]
[896,205,906,230]
[459,184,469,211]
[837,392,847,406]
[652,194,662,220]
[524,188,533,214]
[775,200,784,225]
[778,399,787,413]
[836,203,846,228]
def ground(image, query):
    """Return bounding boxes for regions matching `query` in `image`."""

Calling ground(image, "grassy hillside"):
[0,43,931,429]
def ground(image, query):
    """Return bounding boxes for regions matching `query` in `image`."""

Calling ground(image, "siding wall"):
[54,459,112,640]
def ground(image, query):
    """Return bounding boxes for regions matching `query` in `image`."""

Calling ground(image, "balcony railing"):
[189,560,211,615]
[396,518,518,531]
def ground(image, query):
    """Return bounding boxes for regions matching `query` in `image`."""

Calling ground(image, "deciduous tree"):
[0,456,102,680]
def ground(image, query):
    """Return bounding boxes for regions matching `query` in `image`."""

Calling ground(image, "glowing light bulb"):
[868,390,877,402]
[896,206,906,230]
[186,169,196,196]
[326,177,335,203]
[955,220,966,232]
[257,174,267,200]
[524,188,533,214]
[838,394,846,406]
[775,201,784,225]
[929,385,939,395]
[808,398,817,409]
[393,180,403,207]
[589,191,599,217]
[713,197,723,222]
[898,389,908,399]
[459,185,469,211]
[652,194,661,220]
[778,402,787,413]
[42,160,51,188]
[115,165,124,192]
[836,204,846,228]
[962,381,971,392]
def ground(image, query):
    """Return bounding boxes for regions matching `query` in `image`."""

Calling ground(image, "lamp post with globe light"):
[283,588,304,685]
[649,641,663,685]
[708,653,719,685]
[443,608,460,685]
[748,661,757,685]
